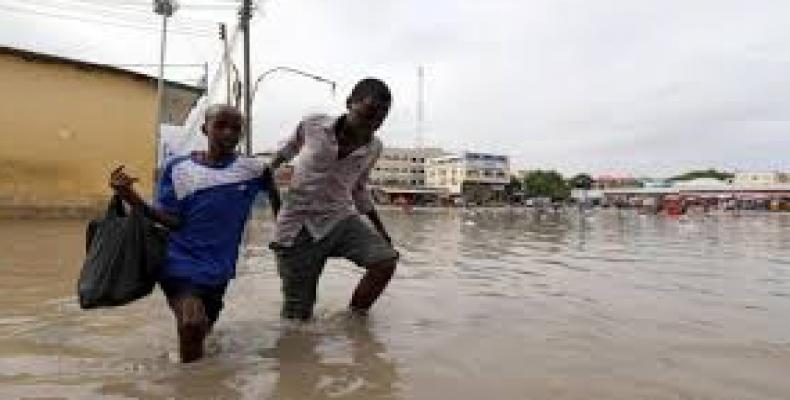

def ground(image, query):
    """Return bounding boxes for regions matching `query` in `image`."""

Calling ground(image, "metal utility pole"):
[153,0,178,172]
[240,0,252,155]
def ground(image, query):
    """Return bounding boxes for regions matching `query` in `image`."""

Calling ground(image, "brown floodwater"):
[1,208,789,399]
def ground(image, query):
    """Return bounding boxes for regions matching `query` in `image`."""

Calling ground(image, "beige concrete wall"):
[0,53,169,207]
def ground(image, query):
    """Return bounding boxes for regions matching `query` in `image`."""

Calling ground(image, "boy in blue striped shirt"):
[110,104,279,362]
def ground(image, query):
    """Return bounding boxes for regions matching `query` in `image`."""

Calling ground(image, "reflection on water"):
[267,315,398,400]
[1,209,790,399]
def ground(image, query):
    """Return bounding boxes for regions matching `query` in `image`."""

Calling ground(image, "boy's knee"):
[172,296,209,328]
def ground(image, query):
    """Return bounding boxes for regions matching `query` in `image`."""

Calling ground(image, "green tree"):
[521,170,570,201]
[671,169,733,182]
[568,173,594,190]
[505,175,522,195]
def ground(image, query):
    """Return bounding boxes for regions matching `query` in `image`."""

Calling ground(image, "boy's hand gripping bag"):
[77,195,167,309]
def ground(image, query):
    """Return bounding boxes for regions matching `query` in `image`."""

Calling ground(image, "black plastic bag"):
[78,195,167,309]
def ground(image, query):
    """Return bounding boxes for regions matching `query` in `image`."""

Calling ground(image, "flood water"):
[1,208,789,399]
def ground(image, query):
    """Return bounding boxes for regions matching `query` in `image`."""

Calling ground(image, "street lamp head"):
[153,0,179,16]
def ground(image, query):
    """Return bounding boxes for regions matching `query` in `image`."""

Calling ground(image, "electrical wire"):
[0,3,215,37]
[7,0,219,34]
[26,0,230,27]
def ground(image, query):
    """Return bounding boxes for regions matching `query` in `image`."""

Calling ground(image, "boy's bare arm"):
[109,166,181,230]
[365,208,391,244]
[261,166,281,217]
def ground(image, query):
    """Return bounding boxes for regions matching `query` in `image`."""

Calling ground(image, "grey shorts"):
[271,215,399,320]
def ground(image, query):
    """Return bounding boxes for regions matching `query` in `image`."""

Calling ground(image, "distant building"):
[638,178,672,188]
[592,174,641,189]
[426,152,510,205]
[370,147,446,188]
[368,147,447,205]
[672,177,729,187]
[733,171,790,186]
[0,45,203,210]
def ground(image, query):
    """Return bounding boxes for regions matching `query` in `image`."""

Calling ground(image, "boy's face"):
[203,109,243,154]
[346,95,391,136]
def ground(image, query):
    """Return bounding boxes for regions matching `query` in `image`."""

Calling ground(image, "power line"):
[67,0,229,23]
[180,4,238,10]
[50,0,241,8]
[0,3,215,36]
[14,0,220,32]
[108,63,207,68]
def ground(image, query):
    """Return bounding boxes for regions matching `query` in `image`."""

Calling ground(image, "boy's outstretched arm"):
[352,147,391,243]
[261,166,281,217]
[109,166,182,230]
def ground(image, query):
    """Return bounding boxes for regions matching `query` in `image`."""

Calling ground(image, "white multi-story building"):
[426,152,510,204]
[733,171,790,186]
[370,147,446,188]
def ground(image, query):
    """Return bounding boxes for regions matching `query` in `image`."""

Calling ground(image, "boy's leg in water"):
[326,216,399,313]
[161,279,227,363]
[273,229,328,321]
[168,295,209,363]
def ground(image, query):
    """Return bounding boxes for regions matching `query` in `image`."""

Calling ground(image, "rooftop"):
[0,45,205,94]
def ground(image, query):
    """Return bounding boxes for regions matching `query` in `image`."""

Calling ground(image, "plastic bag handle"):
[106,195,127,218]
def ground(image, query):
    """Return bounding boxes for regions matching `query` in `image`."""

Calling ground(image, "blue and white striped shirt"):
[155,152,268,286]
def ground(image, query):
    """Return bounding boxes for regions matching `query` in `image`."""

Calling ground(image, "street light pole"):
[240,0,252,156]
[219,23,231,105]
[248,66,335,156]
[153,0,177,174]
[251,66,336,104]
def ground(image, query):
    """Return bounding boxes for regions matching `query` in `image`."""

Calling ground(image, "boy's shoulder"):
[161,154,193,179]
[165,155,267,200]
[164,154,192,169]
[234,155,268,177]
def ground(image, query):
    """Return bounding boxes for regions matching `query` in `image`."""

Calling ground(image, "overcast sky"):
[3,0,789,176]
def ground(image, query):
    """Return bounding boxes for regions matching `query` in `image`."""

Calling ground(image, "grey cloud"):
[3,0,789,176]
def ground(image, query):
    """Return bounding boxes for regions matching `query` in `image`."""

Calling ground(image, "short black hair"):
[348,78,392,103]
[204,104,241,123]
